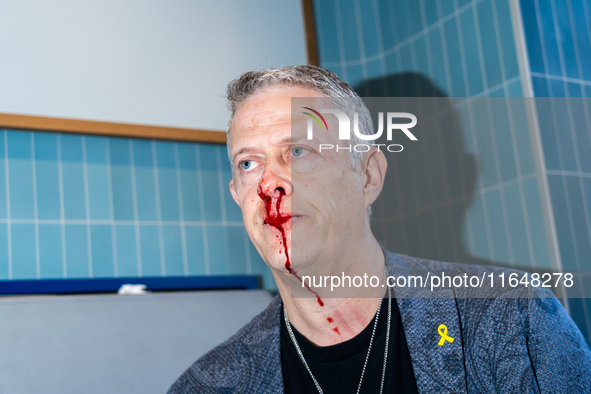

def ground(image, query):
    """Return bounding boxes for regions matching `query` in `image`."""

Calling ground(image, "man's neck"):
[277,238,386,347]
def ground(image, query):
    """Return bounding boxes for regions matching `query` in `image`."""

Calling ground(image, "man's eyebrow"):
[232,146,258,162]
[277,135,294,145]
[278,135,306,144]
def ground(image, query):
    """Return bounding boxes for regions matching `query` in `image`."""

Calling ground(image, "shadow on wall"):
[354,72,518,270]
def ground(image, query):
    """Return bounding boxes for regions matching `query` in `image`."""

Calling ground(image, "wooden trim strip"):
[302,0,319,66]
[0,112,227,144]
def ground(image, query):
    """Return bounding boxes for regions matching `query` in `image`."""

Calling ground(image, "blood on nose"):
[258,186,289,230]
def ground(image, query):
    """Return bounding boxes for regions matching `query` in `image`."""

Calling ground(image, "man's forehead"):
[234,86,329,120]
[230,86,331,145]
[234,107,292,129]
[229,119,306,159]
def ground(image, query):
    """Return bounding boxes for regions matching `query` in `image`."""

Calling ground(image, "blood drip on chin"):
[258,187,324,307]
[332,327,341,335]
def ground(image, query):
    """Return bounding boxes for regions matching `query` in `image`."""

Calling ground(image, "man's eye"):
[240,160,254,171]
[291,147,308,157]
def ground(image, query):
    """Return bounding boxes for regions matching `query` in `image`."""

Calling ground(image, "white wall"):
[0,0,308,131]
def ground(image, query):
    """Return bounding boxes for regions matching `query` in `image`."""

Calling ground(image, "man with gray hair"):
[168,65,591,393]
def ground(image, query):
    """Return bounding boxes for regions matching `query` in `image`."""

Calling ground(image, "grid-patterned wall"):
[0,130,274,289]
[520,0,591,342]
[313,0,552,271]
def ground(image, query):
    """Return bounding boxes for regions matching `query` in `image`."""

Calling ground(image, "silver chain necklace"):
[284,267,391,394]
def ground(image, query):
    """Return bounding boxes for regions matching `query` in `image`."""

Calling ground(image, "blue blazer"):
[168,250,591,393]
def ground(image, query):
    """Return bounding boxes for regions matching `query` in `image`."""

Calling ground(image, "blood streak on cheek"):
[258,187,324,307]
[332,327,341,335]
[327,317,334,323]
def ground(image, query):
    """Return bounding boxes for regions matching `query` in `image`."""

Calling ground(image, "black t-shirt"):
[281,297,418,393]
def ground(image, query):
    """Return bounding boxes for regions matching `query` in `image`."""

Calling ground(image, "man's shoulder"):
[386,249,528,277]
[167,295,283,394]
[384,249,561,327]
[384,249,542,298]
[386,250,591,391]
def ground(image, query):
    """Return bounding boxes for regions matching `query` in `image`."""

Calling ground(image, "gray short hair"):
[226,65,374,171]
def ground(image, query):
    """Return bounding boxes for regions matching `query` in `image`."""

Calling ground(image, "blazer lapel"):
[386,252,467,394]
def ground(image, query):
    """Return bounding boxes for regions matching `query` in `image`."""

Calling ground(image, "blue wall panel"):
[8,131,34,220]
[86,137,111,221]
[11,224,36,279]
[38,224,63,279]
[90,224,114,278]
[110,139,134,221]
[520,0,591,341]
[0,130,276,290]
[34,133,60,220]
[61,135,86,221]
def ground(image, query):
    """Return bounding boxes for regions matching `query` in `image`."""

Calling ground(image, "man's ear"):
[363,149,387,207]
[229,180,240,206]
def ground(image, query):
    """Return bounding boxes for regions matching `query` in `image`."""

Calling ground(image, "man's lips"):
[262,214,302,226]
[263,215,290,226]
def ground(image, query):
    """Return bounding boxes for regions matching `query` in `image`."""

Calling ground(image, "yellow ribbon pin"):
[437,324,455,346]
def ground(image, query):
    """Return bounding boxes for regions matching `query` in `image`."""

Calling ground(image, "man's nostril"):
[276,187,286,196]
